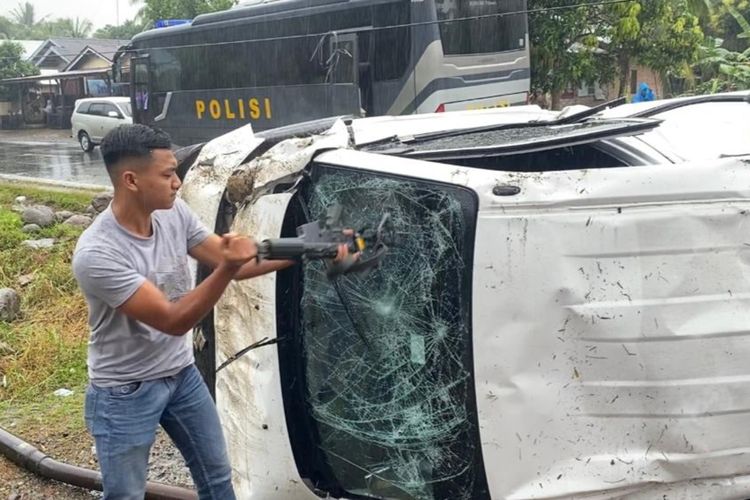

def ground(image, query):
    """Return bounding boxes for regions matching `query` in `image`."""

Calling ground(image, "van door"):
[265,148,750,499]
[183,123,750,498]
[100,102,124,136]
[87,103,106,141]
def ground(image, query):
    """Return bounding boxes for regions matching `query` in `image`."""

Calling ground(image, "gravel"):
[146,430,195,488]
[0,428,194,499]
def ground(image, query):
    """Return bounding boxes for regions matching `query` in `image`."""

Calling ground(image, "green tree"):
[687,0,714,22]
[696,4,750,91]
[0,16,16,39]
[69,17,94,38]
[93,19,147,39]
[707,0,750,51]
[528,0,615,109]
[133,0,237,25]
[602,0,704,96]
[0,41,39,100]
[9,2,46,28]
[33,17,94,38]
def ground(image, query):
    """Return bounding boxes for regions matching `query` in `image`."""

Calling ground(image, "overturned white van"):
[178,106,750,500]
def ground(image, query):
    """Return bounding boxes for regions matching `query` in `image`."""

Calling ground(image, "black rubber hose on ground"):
[0,426,198,500]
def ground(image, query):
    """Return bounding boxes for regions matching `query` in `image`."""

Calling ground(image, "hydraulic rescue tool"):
[256,204,392,278]
[215,205,392,372]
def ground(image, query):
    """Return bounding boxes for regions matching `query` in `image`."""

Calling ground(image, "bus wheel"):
[79,131,94,152]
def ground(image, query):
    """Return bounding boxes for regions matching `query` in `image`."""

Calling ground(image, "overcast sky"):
[1,0,144,31]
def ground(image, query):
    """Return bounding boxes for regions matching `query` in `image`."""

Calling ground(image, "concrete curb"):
[0,174,110,193]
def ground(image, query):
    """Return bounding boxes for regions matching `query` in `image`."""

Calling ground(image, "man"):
[72,124,347,499]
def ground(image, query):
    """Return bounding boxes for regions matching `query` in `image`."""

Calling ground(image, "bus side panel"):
[149,84,360,146]
[392,0,531,115]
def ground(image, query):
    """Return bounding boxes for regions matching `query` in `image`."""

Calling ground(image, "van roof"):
[75,96,130,103]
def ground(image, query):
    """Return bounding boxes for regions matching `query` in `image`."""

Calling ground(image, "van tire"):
[79,131,94,152]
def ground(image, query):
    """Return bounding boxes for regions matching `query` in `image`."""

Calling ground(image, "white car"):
[70,97,133,152]
[178,107,750,499]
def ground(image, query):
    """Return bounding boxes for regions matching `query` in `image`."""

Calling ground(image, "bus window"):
[372,3,410,81]
[151,49,182,92]
[131,56,150,123]
[436,0,527,55]
[327,34,358,85]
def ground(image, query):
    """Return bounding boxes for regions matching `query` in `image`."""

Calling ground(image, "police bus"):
[114,0,530,145]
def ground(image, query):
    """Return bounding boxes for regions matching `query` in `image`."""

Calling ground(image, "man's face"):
[127,148,181,210]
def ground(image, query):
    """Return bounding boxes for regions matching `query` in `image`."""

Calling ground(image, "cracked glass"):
[293,165,487,499]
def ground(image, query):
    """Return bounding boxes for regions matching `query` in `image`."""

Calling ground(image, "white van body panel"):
[180,116,750,498]
[316,149,750,499]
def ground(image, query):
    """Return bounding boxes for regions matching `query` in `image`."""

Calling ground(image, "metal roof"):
[0,68,112,84]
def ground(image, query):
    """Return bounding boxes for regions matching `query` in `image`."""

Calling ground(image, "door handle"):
[492,184,520,196]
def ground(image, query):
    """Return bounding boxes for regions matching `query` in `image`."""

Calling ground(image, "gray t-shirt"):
[72,198,211,386]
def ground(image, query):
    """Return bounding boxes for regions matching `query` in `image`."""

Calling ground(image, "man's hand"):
[220,233,257,270]
[334,229,360,262]
[325,229,361,278]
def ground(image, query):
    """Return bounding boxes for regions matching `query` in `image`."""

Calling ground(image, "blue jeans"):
[84,364,235,500]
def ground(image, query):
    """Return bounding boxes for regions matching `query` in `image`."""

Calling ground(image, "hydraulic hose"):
[0,426,197,500]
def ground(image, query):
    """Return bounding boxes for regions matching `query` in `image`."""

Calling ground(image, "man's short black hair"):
[100,124,172,171]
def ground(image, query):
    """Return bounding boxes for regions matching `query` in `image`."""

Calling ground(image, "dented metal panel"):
[474,161,750,498]
[179,123,264,232]
[317,149,750,498]
[224,119,350,207]
[207,120,350,497]
[183,119,750,498]
[470,159,750,499]
[177,124,264,351]
[214,193,319,499]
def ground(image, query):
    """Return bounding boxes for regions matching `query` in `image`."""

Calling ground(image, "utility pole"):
[116,0,120,25]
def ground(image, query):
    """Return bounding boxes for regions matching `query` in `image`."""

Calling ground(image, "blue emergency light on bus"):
[153,19,191,28]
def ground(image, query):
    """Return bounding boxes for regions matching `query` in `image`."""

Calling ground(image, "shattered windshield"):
[280,165,488,499]
[363,119,659,159]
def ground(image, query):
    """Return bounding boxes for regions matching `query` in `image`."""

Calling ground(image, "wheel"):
[79,131,94,152]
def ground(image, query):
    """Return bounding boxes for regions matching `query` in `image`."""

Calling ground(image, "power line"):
[0,0,632,63]
[122,0,632,55]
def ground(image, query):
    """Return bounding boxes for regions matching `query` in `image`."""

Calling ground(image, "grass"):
[1,391,88,436]
[0,182,96,431]
[0,182,99,212]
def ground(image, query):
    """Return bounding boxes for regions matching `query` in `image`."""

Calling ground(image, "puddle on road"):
[0,141,110,187]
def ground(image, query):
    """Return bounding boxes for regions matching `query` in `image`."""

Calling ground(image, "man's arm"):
[190,233,295,280]
[118,234,255,336]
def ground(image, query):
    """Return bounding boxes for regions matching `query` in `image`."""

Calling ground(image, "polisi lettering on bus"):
[194,98,272,121]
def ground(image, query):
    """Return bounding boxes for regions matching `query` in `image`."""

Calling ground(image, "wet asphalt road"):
[0,139,111,187]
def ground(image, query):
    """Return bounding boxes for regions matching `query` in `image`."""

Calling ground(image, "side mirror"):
[107,110,121,119]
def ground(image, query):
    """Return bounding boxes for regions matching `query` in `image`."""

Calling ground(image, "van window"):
[88,103,106,116]
[102,103,120,117]
[277,164,490,499]
[119,102,132,117]
[76,102,91,114]
[449,144,629,171]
